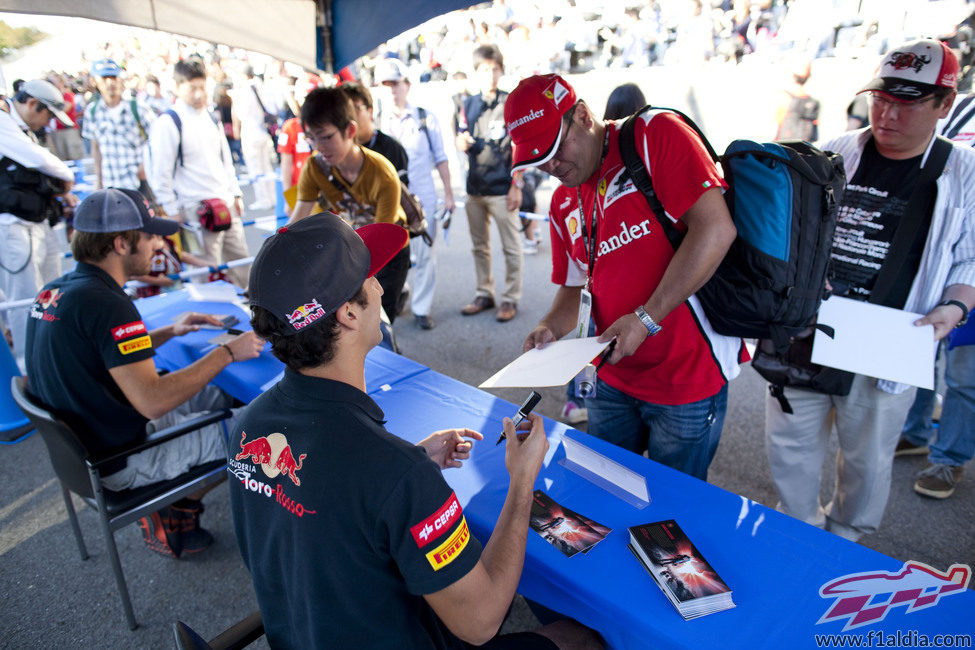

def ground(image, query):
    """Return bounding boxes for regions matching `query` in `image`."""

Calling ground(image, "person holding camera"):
[0,78,78,357]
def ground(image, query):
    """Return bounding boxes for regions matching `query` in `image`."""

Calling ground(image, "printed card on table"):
[529,490,611,557]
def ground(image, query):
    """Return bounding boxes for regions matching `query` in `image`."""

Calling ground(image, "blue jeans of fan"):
[584,379,728,480]
[902,343,975,467]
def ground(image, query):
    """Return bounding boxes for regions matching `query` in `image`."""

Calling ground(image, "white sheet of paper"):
[185,283,249,314]
[562,436,649,504]
[811,296,936,389]
[479,337,611,388]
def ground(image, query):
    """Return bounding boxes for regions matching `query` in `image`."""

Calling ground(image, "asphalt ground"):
[2,62,974,648]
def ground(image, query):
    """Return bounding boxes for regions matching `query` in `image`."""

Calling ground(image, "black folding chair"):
[172,611,265,650]
[11,376,231,630]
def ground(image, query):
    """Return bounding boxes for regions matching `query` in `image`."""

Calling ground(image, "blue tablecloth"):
[373,372,975,649]
[136,288,975,649]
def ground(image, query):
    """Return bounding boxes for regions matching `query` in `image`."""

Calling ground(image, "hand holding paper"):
[479,337,612,389]
[811,297,936,389]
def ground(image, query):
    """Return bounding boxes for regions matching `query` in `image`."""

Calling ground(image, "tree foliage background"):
[0,21,46,57]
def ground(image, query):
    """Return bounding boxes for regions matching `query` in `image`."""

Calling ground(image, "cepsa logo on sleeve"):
[410,493,462,548]
[112,320,152,355]
[111,321,148,341]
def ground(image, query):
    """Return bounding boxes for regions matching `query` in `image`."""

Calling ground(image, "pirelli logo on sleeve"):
[425,517,470,571]
[118,335,152,355]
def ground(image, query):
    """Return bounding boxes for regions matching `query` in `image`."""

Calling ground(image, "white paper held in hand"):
[479,337,611,389]
[811,296,936,389]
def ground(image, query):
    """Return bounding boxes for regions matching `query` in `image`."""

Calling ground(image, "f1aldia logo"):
[817,561,970,631]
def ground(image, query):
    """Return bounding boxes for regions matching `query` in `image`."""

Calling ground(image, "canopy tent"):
[0,0,478,72]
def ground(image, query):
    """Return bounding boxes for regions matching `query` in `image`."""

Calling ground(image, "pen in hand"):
[496,390,542,445]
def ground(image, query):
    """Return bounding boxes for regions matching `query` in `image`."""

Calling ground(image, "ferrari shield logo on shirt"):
[286,299,326,331]
[118,335,152,355]
[425,517,471,570]
[410,492,462,548]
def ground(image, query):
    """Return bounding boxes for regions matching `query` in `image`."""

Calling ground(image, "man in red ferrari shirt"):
[512,75,745,480]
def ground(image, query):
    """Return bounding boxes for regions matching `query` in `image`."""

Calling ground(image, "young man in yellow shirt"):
[289,87,410,323]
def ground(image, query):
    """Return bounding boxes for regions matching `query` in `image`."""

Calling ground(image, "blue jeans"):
[585,379,728,480]
[903,343,975,467]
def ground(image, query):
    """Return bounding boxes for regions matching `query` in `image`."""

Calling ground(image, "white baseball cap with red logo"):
[858,39,959,101]
[505,74,578,172]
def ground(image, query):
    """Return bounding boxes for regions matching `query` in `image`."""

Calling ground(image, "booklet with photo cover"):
[628,520,735,620]
[529,490,611,557]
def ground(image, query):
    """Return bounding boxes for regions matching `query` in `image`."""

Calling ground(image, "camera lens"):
[577,381,594,398]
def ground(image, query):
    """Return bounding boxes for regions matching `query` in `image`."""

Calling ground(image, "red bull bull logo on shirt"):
[287,299,327,331]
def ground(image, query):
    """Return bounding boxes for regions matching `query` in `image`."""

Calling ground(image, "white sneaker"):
[523,239,539,255]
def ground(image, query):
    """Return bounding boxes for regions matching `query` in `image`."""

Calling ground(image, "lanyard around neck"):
[579,128,611,285]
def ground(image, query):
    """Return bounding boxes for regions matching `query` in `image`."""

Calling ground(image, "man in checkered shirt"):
[81,59,156,193]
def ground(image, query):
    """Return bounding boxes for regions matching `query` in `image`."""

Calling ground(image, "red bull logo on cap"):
[286,299,326,331]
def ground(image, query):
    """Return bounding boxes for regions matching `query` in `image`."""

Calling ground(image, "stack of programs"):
[628,520,735,619]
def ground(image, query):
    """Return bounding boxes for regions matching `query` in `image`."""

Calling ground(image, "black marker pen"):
[496,391,542,445]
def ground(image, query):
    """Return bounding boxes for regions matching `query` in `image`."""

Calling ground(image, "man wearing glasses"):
[510,74,744,481]
[0,79,77,358]
[766,39,975,541]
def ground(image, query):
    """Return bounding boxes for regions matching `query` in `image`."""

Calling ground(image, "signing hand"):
[598,313,649,364]
[172,312,224,336]
[225,331,264,362]
[418,428,483,470]
[502,412,548,484]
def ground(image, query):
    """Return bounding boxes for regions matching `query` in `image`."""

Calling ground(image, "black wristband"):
[220,343,236,362]
[938,300,969,327]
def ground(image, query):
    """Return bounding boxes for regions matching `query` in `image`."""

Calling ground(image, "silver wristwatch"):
[634,306,662,336]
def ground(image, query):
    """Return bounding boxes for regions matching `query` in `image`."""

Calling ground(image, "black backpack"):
[618,106,846,351]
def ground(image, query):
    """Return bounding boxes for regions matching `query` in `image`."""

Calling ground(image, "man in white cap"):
[765,39,975,541]
[0,78,78,358]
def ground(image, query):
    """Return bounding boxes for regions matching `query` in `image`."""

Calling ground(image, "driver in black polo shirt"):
[233,213,602,649]
[25,188,264,557]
